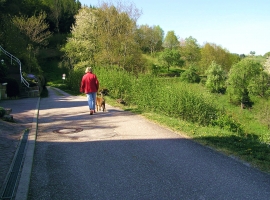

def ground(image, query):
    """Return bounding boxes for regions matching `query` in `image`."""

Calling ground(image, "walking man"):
[80,67,99,115]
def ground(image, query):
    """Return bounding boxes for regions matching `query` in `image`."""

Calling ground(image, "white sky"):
[79,0,270,55]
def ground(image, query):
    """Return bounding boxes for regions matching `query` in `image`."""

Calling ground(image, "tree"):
[63,3,145,73]
[248,71,270,98]
[163,30,179,49]
[152,25,164,53]
[179,36,201,67]
[199,43,234,74]
[12,12,51,73]
[205,61,226,93]
[41,0,79,33]
[226,59,262,108]
[62,7,98,69]
[12,12,51,46]
[12,11,51,72]
[158,48,183,71]
[95,2,143,71]
[136,24,164,54]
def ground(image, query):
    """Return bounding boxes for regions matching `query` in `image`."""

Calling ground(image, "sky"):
[79,0,270,56]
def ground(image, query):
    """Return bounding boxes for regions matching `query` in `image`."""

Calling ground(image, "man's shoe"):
[90,110,94,115]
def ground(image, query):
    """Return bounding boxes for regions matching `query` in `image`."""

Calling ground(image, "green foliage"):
[12,11,51,46]
[211,113,243,134]
[264,52,270,57]
[163,30,179,49]
[205,61,226,93]
[158,48,183,71]
[66,67,84,92]
[136,24,164,54]
[179,36,201,67]
[62,7,98,67]
[95,68,217,126]
[226,59,262,107]
[179,66,200,83]
[95,67,134,100]
[62,5,145,73]
[199,43,235,74]
[248,71,270,98]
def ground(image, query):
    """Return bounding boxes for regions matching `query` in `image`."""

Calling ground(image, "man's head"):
[85,67,92,73]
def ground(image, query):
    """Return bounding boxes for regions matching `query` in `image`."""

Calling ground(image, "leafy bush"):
[226,59,262,107]
[211,113,244,134]
[179,66,200,83]
[96,68,218,126]
[205,61,226,93]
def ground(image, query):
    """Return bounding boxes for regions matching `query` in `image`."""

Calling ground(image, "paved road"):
[27,87,270,200]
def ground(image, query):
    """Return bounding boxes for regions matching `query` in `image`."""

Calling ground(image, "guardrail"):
[0,45,30,88]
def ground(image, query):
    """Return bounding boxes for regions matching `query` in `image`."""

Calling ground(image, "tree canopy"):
[226,59,262,108]
[63,3,145,73]
[179,36,201,67]
[163,31,179,50]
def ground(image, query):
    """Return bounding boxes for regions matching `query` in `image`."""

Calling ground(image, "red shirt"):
[80,72,99,93]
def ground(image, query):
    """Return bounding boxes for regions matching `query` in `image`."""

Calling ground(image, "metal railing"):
[0,45,30,87]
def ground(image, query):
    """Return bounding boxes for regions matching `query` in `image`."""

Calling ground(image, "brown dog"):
[96,94,105,112]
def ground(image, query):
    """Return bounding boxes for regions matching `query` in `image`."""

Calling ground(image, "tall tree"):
[136,24,164,54]
[179,36,201,66]
[248,71,270,98]
[199,43,233,74]
[226,59,262,108]
[62,7,98,69]
[12,11,51,72]
[63,3,145,73]
[95,2,143,71]
[41,0,81,33]
[205,61,226,93]
[152,25,164,53]
[163,30,179,49]
[12,12,51,46]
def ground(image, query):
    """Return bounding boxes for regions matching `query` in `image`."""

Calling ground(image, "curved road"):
[27,87,270,200]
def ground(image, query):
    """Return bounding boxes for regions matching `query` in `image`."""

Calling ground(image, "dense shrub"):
[205,61,226,93]
[211,113,244,134]
[66,68,84,92]
[94,67,218,126]
[179,66,200,83]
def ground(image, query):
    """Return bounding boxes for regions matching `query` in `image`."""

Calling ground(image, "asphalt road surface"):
[28,87,270,200]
